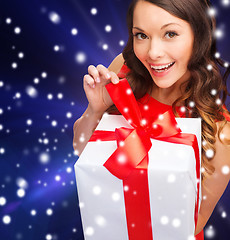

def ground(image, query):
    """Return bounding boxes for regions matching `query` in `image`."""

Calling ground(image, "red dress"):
[116,63,229,240]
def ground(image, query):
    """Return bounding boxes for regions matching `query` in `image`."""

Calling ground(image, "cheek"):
[172,42,193,67]
[133,42,148,61]
[178,40,193,63]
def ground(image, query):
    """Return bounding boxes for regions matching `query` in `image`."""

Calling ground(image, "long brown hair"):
[120,0,230,176]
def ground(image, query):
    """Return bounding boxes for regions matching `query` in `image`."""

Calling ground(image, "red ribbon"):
[89,78,200,239]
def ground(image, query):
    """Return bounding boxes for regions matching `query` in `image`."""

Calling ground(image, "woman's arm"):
[195,121,230,235]
[73,53,124,155]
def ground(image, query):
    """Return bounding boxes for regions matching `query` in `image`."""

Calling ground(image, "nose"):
[148,39,165,60]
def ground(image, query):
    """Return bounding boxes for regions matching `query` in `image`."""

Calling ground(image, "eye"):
[133,32,148,40]
[165,31,178,39]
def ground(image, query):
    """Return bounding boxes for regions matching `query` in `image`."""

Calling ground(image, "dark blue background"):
[0,0,229,239]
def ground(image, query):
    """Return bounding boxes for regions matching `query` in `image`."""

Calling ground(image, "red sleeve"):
[195,230,204,240]
[117,64,131,79]
[223,105,230,122]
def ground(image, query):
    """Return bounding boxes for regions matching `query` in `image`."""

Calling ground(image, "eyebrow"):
[132,23,182,31]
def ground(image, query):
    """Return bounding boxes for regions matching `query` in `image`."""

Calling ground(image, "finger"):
[109,71,119,84]
[97,64,111,81]
[88,65,100,83]
[83,74,95,88]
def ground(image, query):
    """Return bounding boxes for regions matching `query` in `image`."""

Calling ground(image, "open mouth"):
[150,62,175,73]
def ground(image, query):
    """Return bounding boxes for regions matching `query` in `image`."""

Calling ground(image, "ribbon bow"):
[104,78,181,180]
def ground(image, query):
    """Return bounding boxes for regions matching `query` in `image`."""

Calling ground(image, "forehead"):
[133,1,186,26]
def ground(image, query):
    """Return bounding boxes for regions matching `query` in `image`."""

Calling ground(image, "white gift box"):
[74,114,202,240]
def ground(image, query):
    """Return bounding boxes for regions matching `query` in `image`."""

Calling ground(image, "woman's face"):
[132,1,194,89]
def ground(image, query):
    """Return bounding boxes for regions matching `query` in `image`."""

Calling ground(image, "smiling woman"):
[131,1,194,95]
[73,0,230,239]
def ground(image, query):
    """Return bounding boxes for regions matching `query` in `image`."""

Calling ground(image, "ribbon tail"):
[123,156,154,240]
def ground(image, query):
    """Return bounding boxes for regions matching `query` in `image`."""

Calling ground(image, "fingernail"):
[96,77,100,83]
[92,84,95,88]
[106,73,111,79]
[114,78,119,84]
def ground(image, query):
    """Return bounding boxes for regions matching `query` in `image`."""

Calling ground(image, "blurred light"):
[102,44,108,50]
[0,148,5,154]
[51,120,57,127]
[214,29,224,39]
[17,188,25,198]
[6,18,12,24]
[43,138,49,144]
[112,192,120,201]
[46,208,53,216]
[71,28,78,35]
[46,234,52,240]
[55,175,61,181]
[105,25,112,32]
[205,225,216,238]
[216,98,222,105]
[222,165,230,175]
[0,197,6,206]
[119,40,125,46]
[14,27,21,34]
[34,78,39,84]
[221,211,227,218]
[189,101,195,108]
[49,12,61,24]
[207,64,213,71]
[12,62,17,69]
[208,8,217,17]
[16,177,28,189]
[66,112,72,118]
[75,52,87,64]
[85,227,94,236]
[39,152,50,164]
[30,209,37,216]
[172,218,181,228]
[47,94,53,100]
[93,186,101,195]
[2,215,11,224]
[26,86,38,98]
[215,52,220,58]
[54,45,60,51]
[18,52,24,58]
[41,72,47,78]
[95,215,106,227]
[211,89,217,96]
[206,149,214,158]
[91,8,98,15]
[222,0,230,6]
[57,93,63,99]
[160,216,169,225]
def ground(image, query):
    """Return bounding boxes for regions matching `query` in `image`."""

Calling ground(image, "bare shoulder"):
[209,121,230,174]
[196,121,230,233]
[108,53,125,74]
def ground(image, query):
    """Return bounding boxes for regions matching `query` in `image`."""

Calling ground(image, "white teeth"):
[151,62,174,70]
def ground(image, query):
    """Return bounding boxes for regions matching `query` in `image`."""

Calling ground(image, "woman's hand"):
[83,64,120,115]
[73,53,124,155]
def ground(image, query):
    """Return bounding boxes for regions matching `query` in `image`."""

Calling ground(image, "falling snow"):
[71,28,78,35]
[48,11,61,24]
[0,1,230,240]
[91,8,98,15]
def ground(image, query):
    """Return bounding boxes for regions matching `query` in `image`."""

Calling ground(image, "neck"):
[150,72,190,106]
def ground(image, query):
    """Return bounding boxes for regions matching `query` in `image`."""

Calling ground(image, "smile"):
[150,62,175,73]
